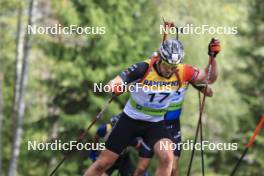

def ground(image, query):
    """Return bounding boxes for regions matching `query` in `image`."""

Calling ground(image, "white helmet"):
[159,39,185,65]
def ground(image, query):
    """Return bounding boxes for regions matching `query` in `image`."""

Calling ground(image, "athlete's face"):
[159,60,177,78]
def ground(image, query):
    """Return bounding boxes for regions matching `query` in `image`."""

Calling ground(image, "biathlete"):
[84,38,221,176]
[90,83,212,176]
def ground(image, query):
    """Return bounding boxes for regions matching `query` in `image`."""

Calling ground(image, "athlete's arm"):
[192,57,218,84]
[190,38,220,84]
[107,62,149,95]
[202,38,220,84]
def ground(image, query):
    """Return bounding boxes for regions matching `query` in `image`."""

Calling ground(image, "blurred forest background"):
[0,0,263,175]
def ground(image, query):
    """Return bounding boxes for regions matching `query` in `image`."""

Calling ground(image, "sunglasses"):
[160,60,177,69]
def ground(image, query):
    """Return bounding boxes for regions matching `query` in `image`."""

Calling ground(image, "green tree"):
[19,0,161,175]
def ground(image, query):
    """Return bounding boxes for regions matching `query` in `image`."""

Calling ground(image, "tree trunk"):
[11,1,24,130]
[0,72,4,175]
[7,2,24,176]
[8,0,35,175]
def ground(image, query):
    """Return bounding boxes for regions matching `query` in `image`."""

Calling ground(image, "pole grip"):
[162,17,175,42]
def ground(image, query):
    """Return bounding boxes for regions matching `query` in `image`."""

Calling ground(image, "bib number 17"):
[148,93,170,103]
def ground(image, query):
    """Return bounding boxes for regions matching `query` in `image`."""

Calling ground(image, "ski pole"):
[230,114,264,176]
[187,53,215,176]
[49,95,115,176]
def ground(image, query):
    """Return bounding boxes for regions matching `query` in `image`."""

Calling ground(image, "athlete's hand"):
[202,86,213,97]
[208,38,221,58]
[107,76,125,96]
[112,83,123,96]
